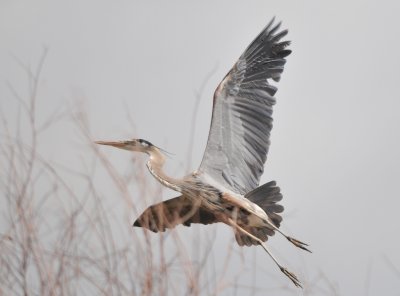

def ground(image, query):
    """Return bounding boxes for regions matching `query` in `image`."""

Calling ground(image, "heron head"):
[95,138,154,153]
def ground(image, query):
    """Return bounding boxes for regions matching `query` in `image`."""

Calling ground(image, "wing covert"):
[199,18,291,195]
[133,195,218,232]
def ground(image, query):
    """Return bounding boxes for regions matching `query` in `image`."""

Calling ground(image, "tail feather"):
[245,181,284,227]
[235,232,258,246]
[234,181,284,247]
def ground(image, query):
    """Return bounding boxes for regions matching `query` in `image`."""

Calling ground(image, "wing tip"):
[132,219,140,227]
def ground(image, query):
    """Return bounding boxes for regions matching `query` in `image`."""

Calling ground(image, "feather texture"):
[199,18,291,195]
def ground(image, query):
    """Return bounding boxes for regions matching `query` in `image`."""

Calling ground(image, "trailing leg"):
[226,218,302,288]
[246,182,311,253]
[265,221,311,253]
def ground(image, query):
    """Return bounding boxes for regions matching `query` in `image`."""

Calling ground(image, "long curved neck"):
[146,147,182,192]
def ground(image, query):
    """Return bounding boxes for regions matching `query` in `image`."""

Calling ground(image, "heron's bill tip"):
[94,140,108,145]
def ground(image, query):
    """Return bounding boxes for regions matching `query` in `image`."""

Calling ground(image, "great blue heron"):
[96,18,310,288]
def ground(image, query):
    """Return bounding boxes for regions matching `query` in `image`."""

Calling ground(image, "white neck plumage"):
[145,147,182,192]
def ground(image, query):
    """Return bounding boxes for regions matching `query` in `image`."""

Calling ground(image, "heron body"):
[96,18,310,288]
[140,144,278,244]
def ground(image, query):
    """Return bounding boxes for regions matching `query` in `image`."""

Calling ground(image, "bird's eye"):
[138,139,148,146]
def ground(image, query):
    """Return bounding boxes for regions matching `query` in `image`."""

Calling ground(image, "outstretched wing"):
[133,195,218,232]
[199,19,291,195]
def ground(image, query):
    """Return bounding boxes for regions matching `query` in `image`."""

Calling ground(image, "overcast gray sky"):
[1,0,400,295]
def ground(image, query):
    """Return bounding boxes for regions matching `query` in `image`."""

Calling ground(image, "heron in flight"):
[96,18,310,288]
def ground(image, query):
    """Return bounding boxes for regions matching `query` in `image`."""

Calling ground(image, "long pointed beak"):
[95,140,125,148]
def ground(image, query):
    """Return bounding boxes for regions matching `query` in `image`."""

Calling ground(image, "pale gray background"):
[1,0,400,295]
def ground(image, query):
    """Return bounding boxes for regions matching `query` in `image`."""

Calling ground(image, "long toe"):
[280,267,302,288]
[287,236,312,253]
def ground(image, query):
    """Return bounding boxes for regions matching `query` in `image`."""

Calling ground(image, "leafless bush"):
[0,52,249,296]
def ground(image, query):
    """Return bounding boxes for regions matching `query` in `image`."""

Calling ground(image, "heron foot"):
[280,266,302,288]
[287,236,312,253]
